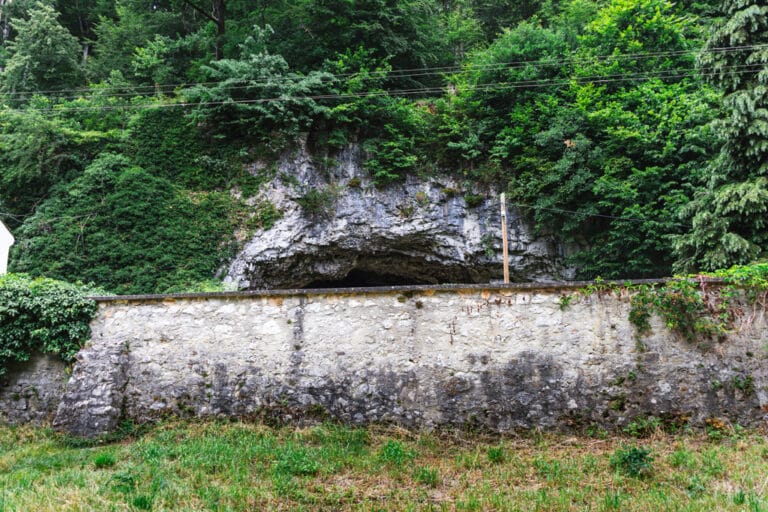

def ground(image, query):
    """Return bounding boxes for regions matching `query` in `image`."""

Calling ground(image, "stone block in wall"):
[52,338,129,438]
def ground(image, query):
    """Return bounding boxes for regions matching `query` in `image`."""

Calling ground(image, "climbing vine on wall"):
[559,263,768,343]
[0,274,98,376]
[628,263,768,342]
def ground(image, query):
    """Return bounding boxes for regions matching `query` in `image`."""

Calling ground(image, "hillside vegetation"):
[0,0,766,293]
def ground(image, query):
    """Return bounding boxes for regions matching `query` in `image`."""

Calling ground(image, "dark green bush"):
[0,274,97,376]
[610,445,653,478]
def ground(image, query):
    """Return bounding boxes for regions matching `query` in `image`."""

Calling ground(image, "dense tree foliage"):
[0,0,764,292]
[673,0,768,272]
[1,3,82,99]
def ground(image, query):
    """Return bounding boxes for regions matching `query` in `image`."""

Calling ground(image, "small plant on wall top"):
[0,274,98,376]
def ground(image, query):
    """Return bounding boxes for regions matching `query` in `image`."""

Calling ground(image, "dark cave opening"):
[303,269,435,289]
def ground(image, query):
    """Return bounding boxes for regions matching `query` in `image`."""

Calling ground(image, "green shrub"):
[128,107,204,184]
[487,446,505,464]
[610,445,653,478]
[0,274,97,376]
[363,129,418,186]
[463,193,485,209]
[628,264,768,342]
[11,153,245,295]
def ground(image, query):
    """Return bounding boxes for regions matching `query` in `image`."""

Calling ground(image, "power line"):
[3,61,756,114]
[0,42,766,101]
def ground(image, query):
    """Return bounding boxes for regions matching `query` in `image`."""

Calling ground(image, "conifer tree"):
[673,0,768,272]
[1,2,82,99]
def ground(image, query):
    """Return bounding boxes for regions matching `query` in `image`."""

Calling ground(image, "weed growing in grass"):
[455,450,482,469]
[702,448,724,477]
[748,493,767,511]
[456,492,482,511]
[272,445,320,476]
[487,446,505,464]
[533,457,565,482]
[707,426,726,442]
[377,440,415,465]
[132,494,154,510]
[686,475,707,497]
[308,424,370,456]
[110,470,137,494]
[624,416,662,437]
[92,452,116,469]
[271,472,300,498]
[587,424,609,439]
[602,490,624,509]
[610,445,653,478]
[413,466,440,487]
[668,448,695,469]
[582,454,599,474]
[139,443,162,464]
[731,423,746,441]
[734,489,746,505]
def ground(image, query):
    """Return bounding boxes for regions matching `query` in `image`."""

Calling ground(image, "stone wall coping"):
[88,277,727,303]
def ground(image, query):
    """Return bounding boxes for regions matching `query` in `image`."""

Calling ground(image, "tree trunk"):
[183,0,226,60]
[213,0,225,60]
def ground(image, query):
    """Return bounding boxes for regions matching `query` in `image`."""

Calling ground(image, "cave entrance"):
[303,269,434,289]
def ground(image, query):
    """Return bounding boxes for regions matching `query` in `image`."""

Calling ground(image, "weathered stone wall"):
[0,355,68,425]
[46,285,768,437]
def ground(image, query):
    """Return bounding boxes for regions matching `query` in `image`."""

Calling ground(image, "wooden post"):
[500,193,509,284]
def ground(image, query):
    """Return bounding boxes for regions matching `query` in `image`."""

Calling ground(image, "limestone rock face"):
[226,143,575,290]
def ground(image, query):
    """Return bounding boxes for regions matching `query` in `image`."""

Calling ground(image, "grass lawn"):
[0,420,766,511]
